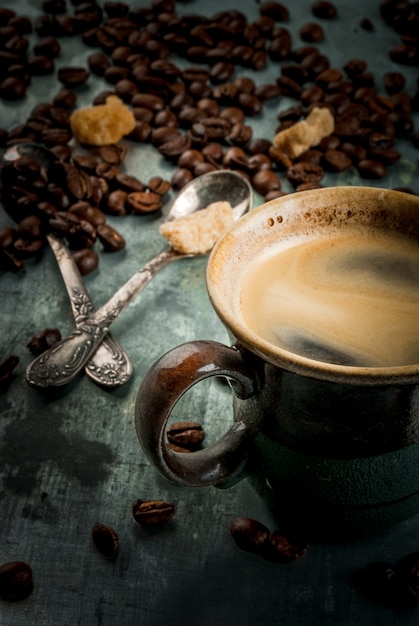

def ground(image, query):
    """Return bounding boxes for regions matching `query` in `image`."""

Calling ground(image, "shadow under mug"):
[135,186,419,538]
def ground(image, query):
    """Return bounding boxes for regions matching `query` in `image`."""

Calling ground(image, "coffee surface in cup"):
[239,230,419,367]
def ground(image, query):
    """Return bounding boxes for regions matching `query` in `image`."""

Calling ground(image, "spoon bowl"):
[168,169,253,222]
[23,155,253,388]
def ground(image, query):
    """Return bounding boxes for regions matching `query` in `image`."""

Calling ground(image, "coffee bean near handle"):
[0,355,19,389]
[72,248,99,276]
[166,421,205,450]
[27,328,62,356]
[0,561,33,601]
[132,499,175,527]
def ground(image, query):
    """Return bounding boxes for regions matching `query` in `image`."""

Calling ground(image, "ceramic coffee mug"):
[135,186,419,537]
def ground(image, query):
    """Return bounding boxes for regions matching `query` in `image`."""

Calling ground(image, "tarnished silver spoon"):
[25,169,253,388]
[3,143,133,387]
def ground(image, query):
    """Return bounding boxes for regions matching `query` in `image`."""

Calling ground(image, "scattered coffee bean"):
[132,499,175,526]
[263,530,310,563]
[0,561,33,601]
[230,517,310,564]
[352,558,419,610]
[0,355,19,389]
[58,67,90,88]
[230,517,271,555]
[27,328,62,356]
[91,522,119,559]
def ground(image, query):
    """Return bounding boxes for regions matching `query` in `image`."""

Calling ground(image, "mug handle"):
[135,340,258,487]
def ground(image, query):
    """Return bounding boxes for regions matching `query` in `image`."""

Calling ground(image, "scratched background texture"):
[1,0,419,624]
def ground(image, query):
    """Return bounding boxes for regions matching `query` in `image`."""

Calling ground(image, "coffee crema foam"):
[239,231,419,367]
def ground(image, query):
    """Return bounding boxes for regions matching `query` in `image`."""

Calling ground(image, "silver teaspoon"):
[3,143,133,388]
[26,170,253,388]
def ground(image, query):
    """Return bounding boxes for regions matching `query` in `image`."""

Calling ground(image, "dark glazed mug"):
[135,187,419,537]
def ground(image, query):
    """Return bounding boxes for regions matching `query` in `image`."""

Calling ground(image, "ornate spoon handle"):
[47,234,133,388]
[26,248,180,388]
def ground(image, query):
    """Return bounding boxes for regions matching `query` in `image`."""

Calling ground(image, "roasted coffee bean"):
[87,51,111,76]
[228,123,253,146]
[13,237,43,258]
[158,133,192,159]
[287,162,325,186]
[248,153,272,173]
[97,223,125,251]
[72,248,99,275]
[27,55,54,76]
[259,1,289,21]
[147,176,171,196]
[98,143,127,165]
[353,561,418,610]
[297,148,323,165]
[17,215,43,240]
[0,561,33,601]
[237,92,262,117]
[202,142,224,163]
[383,71,406,95]
[252,170,282,195]
[194,161,218,176]
[131,93,165,111]
[27,328,62,356]
[128,120,152,142]
[312,1,337,18]
[154,109,178,129]
[263,531,310,563]
[247,138,272,155]
[69,201,106,226]
[34,36,60,58]
[171,167,194,190]
[230,517,270,555]
[115,78,138,101]
[91,522,119,559]
[0,355,19,389]
[299,22,324,43]
[0,76,27,99]
[103,189,127,215]
[58,67,90,88]
[322,149,352,172]
[110,174,142,195]
[166,421,205,450]
[132,499,175,526]
[126,190,162,213]
[0,226,16,249]
[340,141,367,162]
[254,82,281,101]
[394,551,419,601]
[223,146,248,169]
[357,159,387,179]
[177,148,204,170]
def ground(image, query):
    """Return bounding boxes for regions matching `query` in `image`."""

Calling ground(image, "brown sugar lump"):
[273,106,335,159]
[70,95,136,146]
[159,201,234,254]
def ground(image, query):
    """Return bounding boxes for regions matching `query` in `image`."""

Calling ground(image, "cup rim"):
[207,186,419,385]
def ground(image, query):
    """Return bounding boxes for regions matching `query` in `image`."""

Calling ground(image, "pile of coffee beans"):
[353,551,419,609]
[1,0,419,276]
